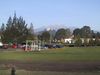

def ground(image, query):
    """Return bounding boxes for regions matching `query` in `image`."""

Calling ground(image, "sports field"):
[0,47,100,75]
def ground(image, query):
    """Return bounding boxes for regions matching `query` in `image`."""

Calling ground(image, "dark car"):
[55,45,63,48]
[44,44,56,49]
[50,45,56,48]
[44,44,53,49]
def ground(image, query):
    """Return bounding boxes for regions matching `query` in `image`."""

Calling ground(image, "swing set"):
[25,40,41,51]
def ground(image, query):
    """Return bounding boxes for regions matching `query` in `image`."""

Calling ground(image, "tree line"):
[0,13,34,44]
[0,13,100,46]
[73,26,100,46]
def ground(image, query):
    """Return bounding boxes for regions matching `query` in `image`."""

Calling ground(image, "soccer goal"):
[25,40,41,51]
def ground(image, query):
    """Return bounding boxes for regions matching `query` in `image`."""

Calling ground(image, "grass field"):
[0,47,100,61]
[0,46,100,75]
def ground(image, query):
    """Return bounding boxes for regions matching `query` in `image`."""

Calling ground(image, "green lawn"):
[0,47,100,61]
[0,47,100,75]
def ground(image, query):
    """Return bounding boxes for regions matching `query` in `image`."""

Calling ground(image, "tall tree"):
[89,38,94,46]
[96,32,100,38]
[73,28,83,38]
[0,23,5,35]
[83,39,88,47]
[81,26,92,38]
[41,31,50,42]
[75,38,82,47]
[27,23,34,40]
[55,28,66,40]
[65,28,71,38]
[29,23,34,34]
[94,38,100,46]
[0,23,5,42]
[1,13,29,44]
[73,26,92,38]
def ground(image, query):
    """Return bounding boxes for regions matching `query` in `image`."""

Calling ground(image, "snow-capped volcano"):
[35,24,67,32]
[47,24,67,30]
[34,24,77,33]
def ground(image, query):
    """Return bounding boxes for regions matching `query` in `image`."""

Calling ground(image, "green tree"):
[0,23,5,36]
[73,28,84,38]
[27,23,34,40]
[65,28,71,38]
[96,32,100,38]
[75,38,82,47]
[29,23,34,34]
[41,31,50,42]
[0,23,5,42]
[27,33,34,40]
[91,30,96,38]
[83,39,88,47]
[89,38,94,46]
[94,38,100,46]
[1,16,13,43]
[55,28,66,40]
[1,13,29,44]
[73,26,92,38]
[81,26,92,38]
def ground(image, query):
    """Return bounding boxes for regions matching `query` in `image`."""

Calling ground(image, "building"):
[65,38,72,43]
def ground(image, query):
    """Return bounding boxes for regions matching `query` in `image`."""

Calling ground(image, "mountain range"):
[34,24,99,35]
[34,24,77,33]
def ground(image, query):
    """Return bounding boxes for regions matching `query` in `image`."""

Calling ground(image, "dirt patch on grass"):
[0,60,100,72]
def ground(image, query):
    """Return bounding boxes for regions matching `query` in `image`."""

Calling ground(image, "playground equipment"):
[25,40,41,51]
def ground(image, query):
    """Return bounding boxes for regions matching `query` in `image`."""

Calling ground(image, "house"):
[61,38,65,43]
[64,35,74,43]
[65,38,72,43]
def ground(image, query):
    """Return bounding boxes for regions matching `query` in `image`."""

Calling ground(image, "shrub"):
[75,38,82,47]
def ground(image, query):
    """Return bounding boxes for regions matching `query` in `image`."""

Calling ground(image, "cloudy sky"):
[0,0,100,31]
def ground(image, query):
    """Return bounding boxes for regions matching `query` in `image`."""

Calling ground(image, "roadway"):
[0,48,23,51]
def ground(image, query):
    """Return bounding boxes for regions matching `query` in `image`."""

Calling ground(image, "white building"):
[65,38,72,43]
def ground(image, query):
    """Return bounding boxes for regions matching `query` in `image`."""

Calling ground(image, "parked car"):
[11,45,18,48]
[22,46,31,50]
[41,45,48,49]
[44,44,55,49]
[55,45,63,48]
[0,45,8,49]
[50,45,56,48]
